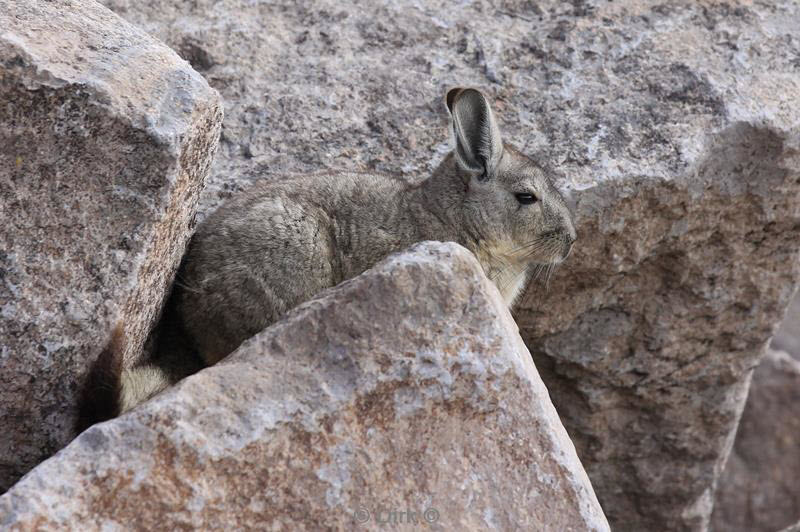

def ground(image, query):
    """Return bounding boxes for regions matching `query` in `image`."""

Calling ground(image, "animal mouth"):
[560,241,574,261]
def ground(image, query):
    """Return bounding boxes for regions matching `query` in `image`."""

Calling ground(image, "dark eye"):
[515,193,538,205]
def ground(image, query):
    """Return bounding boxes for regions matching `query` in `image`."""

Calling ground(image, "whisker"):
[544,262,560,291]
[509,236,552,254]
[530,263,545,284]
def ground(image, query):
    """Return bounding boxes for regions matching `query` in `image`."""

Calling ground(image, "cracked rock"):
[0,242,609,532]
[0,0,222,490]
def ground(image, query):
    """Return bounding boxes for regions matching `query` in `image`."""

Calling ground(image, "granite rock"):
[99,1,800,530]
[0,242,609,532]
[771,293,800,358]
[711,349,800,532]
[0,0,222,490]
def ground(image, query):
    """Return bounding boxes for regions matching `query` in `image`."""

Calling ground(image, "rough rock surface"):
[711,348,800,532]
[101,1,800,529]
[0,242,609,532]
[771,293,800,358]
[0,0,222,490]
[781,522,800,532]
[711,289,800,531]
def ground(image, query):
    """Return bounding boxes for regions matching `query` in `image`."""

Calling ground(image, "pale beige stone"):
[0,242,609,531]
[0,0,222,490]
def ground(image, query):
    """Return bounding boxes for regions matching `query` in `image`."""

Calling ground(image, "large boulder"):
[0,242,610,531]
[710,347,800,531]
[100,0,800,529]
[0,0,222,490]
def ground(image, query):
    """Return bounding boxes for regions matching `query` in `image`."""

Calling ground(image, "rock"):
[771,293,800,358]
[712,289,800,531]
[0,242,610,531]
[0,0,222,490]
[99,1,800,529]
[710,348,800,532]
[780,522,800,532]
[711,285,800,531]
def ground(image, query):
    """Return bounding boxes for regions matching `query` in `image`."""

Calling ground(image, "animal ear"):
[446,88,504,179]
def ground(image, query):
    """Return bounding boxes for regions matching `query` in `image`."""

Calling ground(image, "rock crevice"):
[0,242,610,532]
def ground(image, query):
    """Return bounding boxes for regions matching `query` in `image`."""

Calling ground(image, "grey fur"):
[124,88,576,407]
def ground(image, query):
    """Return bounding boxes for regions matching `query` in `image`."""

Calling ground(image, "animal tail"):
[76,323,171,434]
[118,365,171,414]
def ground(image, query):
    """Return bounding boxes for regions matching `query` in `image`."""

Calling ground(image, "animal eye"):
[515,193,538,205]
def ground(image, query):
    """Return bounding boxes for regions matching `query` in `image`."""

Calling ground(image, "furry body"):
[178,149,573,366]
[82,88,576,421]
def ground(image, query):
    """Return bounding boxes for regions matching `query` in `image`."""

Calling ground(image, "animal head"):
[446,87,577,266]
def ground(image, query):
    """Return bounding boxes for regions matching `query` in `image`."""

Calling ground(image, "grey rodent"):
[87,87,577,420]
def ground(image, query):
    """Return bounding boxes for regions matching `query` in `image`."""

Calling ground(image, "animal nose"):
[566,226,577,245]
[561,226,577,260]
[561,240,574,261]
